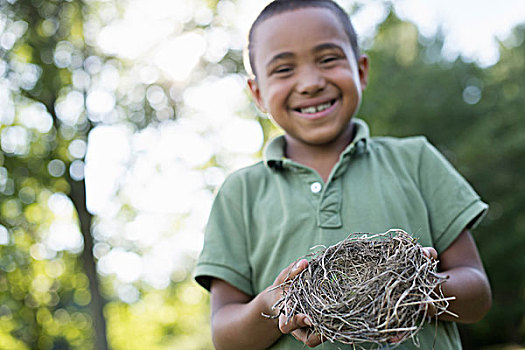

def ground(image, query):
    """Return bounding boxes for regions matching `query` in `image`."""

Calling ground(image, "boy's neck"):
[284,121,356,183]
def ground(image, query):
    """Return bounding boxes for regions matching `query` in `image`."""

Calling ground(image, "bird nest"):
[272,229,455,347]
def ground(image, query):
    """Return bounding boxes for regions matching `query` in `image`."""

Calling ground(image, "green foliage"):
[106,279,212,350]
[0,0,101,347]
[2,0,218,347]
[0,245,95,349]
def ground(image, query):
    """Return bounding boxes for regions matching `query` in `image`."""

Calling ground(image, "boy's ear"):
[247,78,267,113]
[357,54,370,91]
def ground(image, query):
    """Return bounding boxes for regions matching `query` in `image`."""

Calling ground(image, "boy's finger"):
[279,314,300,333]
[279,313,310,334]
[274,259,308,284]
[387,332,407,344]
[304,333,322,348]
[287,259,308,280]
[274,261,296,284]
[422,247,438,260]
[282,314,322,347]
[291,319,323,348]
[291,329,322,348]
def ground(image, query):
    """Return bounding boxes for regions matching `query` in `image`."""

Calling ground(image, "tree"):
[360,11,525,348]
[1,0,107,348]
[1,0,234,348]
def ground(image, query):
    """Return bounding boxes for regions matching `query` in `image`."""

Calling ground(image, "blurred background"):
[0,0,523,349]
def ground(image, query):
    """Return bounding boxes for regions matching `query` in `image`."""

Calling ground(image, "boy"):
[194,0,492,349]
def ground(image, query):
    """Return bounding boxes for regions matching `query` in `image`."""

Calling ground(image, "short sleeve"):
[194,177,253,296]
[418,138,488,253]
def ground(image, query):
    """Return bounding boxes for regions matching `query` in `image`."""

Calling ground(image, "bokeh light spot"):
[68,139,87,159]
[69,160,85,181]
[55,90,85,126]
[154,32,206,82]
[1,126,29,155]
[86,89,115,116]
[46,222,84,253]
[19,103,53,133]
[48,159,66,177]
[463,85,482,105]
[0,225,9,245]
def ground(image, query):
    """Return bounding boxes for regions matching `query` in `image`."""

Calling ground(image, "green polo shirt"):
[195,118,488,349]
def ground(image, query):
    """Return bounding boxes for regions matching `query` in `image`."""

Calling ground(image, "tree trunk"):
[69,178,109,350]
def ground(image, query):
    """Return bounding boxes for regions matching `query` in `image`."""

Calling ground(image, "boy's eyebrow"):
[313,42,345,53]
[265,52,295,69]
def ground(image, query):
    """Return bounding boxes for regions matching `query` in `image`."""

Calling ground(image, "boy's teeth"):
[300,102,332,114]
[301,106,317,114]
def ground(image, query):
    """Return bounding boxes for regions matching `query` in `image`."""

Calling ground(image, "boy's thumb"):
[293,259,307,273]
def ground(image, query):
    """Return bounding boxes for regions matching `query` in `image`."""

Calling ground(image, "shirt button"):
[310,182,322,193]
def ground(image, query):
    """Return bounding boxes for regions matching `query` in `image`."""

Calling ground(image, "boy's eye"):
[272,66,293,75]
[320,56,339,64]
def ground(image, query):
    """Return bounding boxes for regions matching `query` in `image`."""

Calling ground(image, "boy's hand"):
[269,259,325,347]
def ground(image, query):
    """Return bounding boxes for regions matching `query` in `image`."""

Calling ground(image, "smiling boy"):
[194,1,491,349]
[247,2,366,182]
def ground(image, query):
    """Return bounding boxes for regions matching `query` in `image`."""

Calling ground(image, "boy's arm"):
[210,279,281,350]
[210,259,319,350]
[434,228,492,323]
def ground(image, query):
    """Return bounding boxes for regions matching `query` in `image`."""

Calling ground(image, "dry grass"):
[271,229,455,348]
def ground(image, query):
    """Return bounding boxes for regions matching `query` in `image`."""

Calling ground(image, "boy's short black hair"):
[247,0,360,77]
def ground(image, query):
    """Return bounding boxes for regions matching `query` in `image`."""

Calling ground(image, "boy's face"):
[248,7,368,147]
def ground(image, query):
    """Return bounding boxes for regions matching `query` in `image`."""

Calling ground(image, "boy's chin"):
[308,125,356,147]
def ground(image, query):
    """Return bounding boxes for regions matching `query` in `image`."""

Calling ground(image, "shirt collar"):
[264,118,370,171]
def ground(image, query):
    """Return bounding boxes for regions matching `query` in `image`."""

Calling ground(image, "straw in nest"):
[270,229,456,348]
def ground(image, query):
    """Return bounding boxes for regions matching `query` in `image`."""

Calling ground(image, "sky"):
[392,0,525,66]
[84,0,525,294]
[95,0,525,69]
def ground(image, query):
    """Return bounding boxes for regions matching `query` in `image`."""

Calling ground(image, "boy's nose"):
[296,67,326,95]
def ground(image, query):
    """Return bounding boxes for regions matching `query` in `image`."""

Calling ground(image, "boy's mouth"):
[295,100,336,115]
